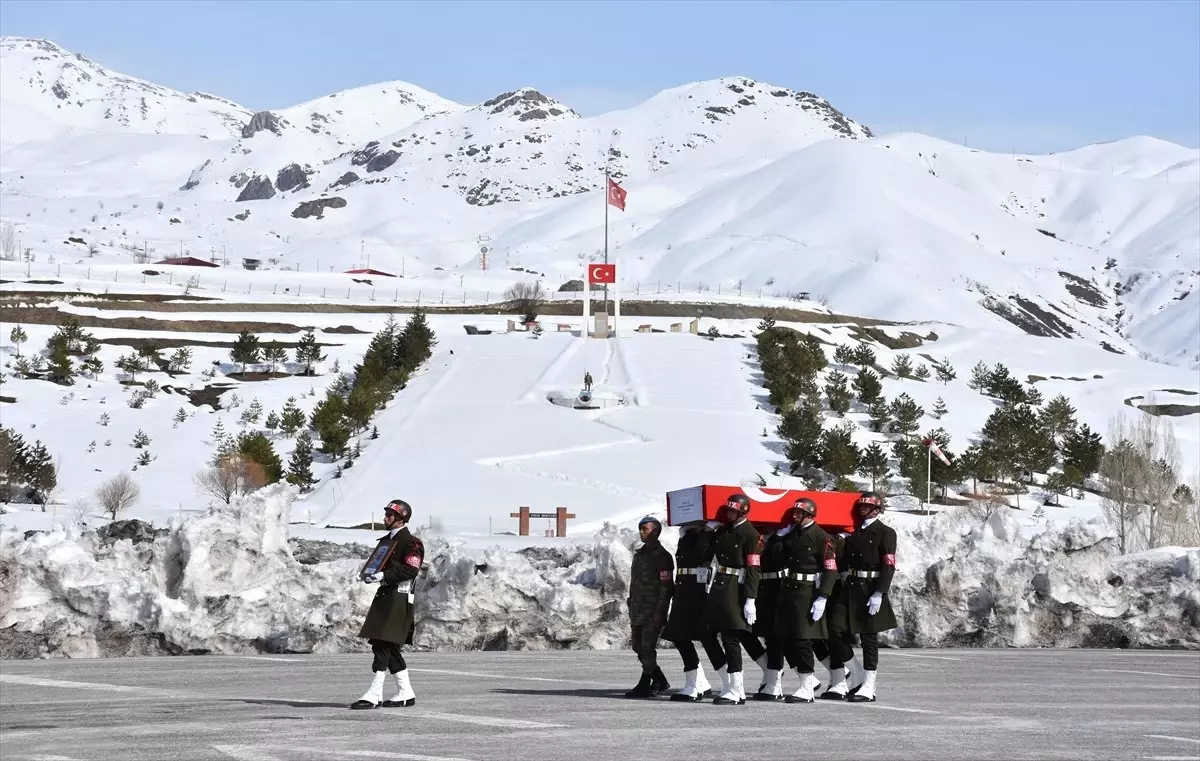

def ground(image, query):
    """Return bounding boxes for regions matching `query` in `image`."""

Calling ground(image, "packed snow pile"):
[1,487,1196,658]
[886,508,1200,649]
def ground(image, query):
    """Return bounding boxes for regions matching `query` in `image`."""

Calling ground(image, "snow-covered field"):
[0,34,1197,657]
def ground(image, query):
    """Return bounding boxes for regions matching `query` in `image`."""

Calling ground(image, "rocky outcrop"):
[241,111,285,139]
[180,159,211,191]
[349,142,400,173]
[235,175,276,202]
[329,171,360,189]
[275,163,311,192]
[291,196,347,219]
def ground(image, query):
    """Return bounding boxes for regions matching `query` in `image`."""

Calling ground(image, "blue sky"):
[1,0,1197,153]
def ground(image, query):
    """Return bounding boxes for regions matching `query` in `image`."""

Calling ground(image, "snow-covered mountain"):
[0,36,1196,368]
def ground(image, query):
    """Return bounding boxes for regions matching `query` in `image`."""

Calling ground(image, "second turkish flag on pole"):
[588,263,616,284]
[607,177,627,211]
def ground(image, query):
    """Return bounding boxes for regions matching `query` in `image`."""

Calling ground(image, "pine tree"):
[262,343,288,374]
[984,363,1026,404]
[778,397,825,472]
[1062,423,1104,493]
[851,343,876,368]
[888,393,924,437]
[370,424,379,440]
[396,310,437,371]
[852,368,883,405]
[933,358,957,384]
[230,330,261,374]
[968,360,991,391]
[286,430,315,490]
[921,427,960,499]
[868,397,890,433]
[858,442,889,491]
[832,344,855,366]
[174,407,187,424]
[99,412,110,426]
[132,429,151,448]
[168,347,192,373]
[264,410,280,430]
[819,422,861,489]
[241,399,263,425]
[116,352,144,381]
[236,431,283,483]
[913,363,931,381]
[24,440,56,508]
[932,396,948,419]
[891,354,914,378]
[280,397,306,436]
[294,329,326,376]
[45,335,75,385]
[1024,384,1044,407]
[1040,393,1078,443]
[756,313,776,332]
[9,325,27,358]
[824,369,852,416]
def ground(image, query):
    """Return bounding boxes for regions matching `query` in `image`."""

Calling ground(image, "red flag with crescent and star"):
[607,177,627,211]
[588,263,616,284]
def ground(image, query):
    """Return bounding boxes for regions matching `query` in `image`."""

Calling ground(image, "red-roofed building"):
[156,256,219,267]
[344,268,396,277]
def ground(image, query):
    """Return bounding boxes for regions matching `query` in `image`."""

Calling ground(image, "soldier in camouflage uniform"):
[625,515,675,698]
[702,494,763,705]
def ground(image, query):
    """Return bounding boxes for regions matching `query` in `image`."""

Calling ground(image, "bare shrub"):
[95,472,139,519]
[1100,409,1185,554]
[0,223,15,261]
[504,280,545,323]
[193,456,267,504]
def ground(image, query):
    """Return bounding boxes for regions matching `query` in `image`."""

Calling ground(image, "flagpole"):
[603,165,610,315]
[926,443,932,516]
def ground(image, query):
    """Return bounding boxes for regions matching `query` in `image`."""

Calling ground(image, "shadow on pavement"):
[488,687,631,700]
[229,698,352,709]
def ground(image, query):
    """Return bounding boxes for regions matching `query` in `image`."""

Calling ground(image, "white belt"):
[715,565,745,581]
[787,571,821,582]
[677,567,710,582]
[761,571,785,580]
[851,570,881,579]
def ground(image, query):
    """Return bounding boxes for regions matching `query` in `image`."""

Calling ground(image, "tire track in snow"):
[517,335,584,403]
[473,439,642,466]
[613,335,648,406]
[486,460,662,502]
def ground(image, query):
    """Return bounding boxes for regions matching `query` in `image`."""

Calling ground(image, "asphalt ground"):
[1,649,1198,761]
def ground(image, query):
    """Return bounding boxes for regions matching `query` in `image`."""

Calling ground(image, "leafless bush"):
[504,280,546,323]
[193,456,267,504]
[0,223,15,261]
[95,472,140,519]
[1100,409,1184,554]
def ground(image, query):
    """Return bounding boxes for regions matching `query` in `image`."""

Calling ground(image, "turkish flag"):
[607,177,627,211]
[588,263,616,284]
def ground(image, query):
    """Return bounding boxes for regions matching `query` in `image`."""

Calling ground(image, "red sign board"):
[665,484,859,534]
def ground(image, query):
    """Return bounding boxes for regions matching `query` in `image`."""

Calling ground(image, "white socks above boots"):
[820,664,848,699]
[849,669,877,702]
[756,669,783,700]
[714,669,746,705]
[382,669,416,707]
[846,655,866,692]
[351,671,386,709]
[787,670,816,703]
[672,667,711,701]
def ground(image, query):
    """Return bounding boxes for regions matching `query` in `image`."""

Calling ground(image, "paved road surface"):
[2,649,1198,761]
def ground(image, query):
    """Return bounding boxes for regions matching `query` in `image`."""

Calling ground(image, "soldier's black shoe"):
[649,668,670,696]
[349,700,378,710]
[625,673,654,698]
[818,689,846,700]
[784,694,814,704]
[847,692,876,703]
[753,690,782,701]
[381,697,415,707]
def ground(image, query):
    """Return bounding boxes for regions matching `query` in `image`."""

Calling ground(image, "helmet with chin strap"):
[718,493,751,523]
[383,499,413,523]
[853,491,884,518]
[784,497,818,524]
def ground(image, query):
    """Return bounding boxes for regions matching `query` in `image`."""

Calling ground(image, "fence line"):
[4,262,822,306]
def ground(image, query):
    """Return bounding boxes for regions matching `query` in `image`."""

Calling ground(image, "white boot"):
[694,664,712,698]
[382,669,416,707]
[787,670,815,703]
[846,655,865,692]
[711,665,731,703]
[755,669,783,701]
[820,665,848,700]
[351,671,386,709]
[671,669,699,701]
[849,669,877,702]
[714,669,742,705]
[732,670,747,704]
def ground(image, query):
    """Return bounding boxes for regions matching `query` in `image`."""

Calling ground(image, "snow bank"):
[0,488,1195,658]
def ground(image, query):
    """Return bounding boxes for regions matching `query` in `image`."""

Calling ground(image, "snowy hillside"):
[1,38,1195,368]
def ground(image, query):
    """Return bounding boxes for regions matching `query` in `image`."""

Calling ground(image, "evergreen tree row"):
[0,427,57,506]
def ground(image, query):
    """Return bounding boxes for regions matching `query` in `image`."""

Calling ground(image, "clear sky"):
[1,0,1197,153]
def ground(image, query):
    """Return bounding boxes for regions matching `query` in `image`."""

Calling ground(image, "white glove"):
[867,591,883,616]
[810,596,827,621]
[743,599,757,626]
[364,572,384,584]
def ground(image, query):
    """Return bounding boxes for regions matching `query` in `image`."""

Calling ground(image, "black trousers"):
[786,639,816,673]
[718,631,744,673]
[631,624,662,674]
[812,640,829,662]
[737,630,765,662]
[674,634,725,672]
[827,629,878,670]
[370,639,407,673]
[766,635,799,670]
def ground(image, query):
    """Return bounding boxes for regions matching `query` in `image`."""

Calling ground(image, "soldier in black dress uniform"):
[351,499,425,710]
[751,521,788,700]
[772,498,838,703]
[702,494,763,705]
[661,520,726,701]
[831,491,897,703]
[818,529,865,699]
